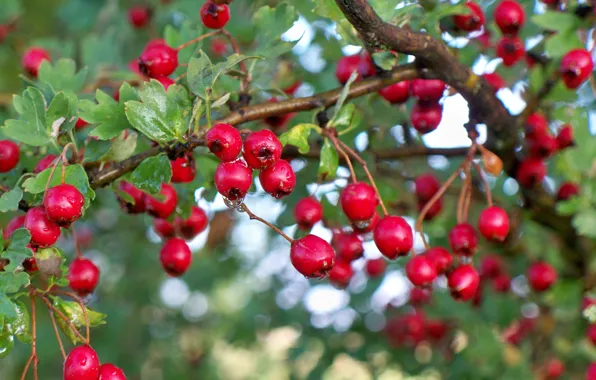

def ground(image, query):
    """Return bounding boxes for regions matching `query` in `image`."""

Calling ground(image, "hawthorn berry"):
[259,159,296,199]
[200,1,231,29]
[352,210,380,234]
[409,287,432,306]
[385,312,426,347]
[494,0,525,36]
[283,81,302,96]
[478,206,509,242]
[334,233,364,262]
[154,218,175,239]
[145,183,178,219]
[425,319,449,341]
[264,98,295,129]
[492,273,511,292]
[294,197,323,230]
[560,49,594,89]
[414,173,441,202]
[138,43,178,78]
[516,157,546,188]
[528,133,558,158]
[425,246,452,274]
[365,258,386,278]
[482,72,506,92]
[210,38,228,57]
[34,154,57,173]
[496,36,525,66]
[43,184,85,227]
[3,214,25,240]
[22,47,50,77]
[99,363,127,380]
[340,182,378,224]
[75,118,89,129]
[556,124,574,150]
[556,182,579,201]
[128,6,151,29]
[67,257,100,296]
[378,81,410,104]
[587,324,596,345]
[0,140,20,172]
[290,234,336,278]
[448,223,478,256]
[452,1,485,32]
[206,123,242,162]
[480,255,504,278]
[525,112,548,138]
[155,76,175,90]
[117,181,146,214]
[527,261,557,292]
[589,363,596,380]
[243,130,283,169]
[410,102,443,134]
[63,345,100,380]
[160,238,192,276]
[178,205,208,240]
[406,255,437,287]
[418,198,443,221]
[214,159,253,200]
[410,79,445,102]
[447,265,480,301]
[170,153,196,183]
[335,54,374,84]
[328,260,353,288]
[23,257,38,273]
[544,358,564,379]
[24,207,61,247]
[373,215,413,259]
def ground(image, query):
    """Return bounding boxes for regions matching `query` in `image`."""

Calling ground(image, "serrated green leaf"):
[3,87,51,146]
[313,0,343,21]
[103,131,138,161]
[279,124,318,154]
[130,154,172,194]
[254,3,298,44]
[2,232,32,273]
[0,272,30,294]
[531,11,580,33]
[81,83,138,140]
[38,58,88,94]
[318,138,338,181]
[0,188,22,213]
[332,71,358,121]
[22,164,95,208]
[46,91,78,135]
[83,139,112,162]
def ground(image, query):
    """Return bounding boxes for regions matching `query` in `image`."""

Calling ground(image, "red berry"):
[128,6,151,28]
[556,124,574,150]
[544,358,564,379]
[0,140,20,172]
[170,153,196,183]
[138,43,178,78]
[494,0,525,36]
[492,273,511,292]
[23,256,38,273]
[334,233,364,262]
[335,54,374,84]
[145,183,178,219]
[214,159,253,200]
[154,218,175,239]
[259,159,296,199]
[68,257,100,296]
[43,184,85,227]
[480,255,504,278]
[340,182,379,223]
[453,1,485,32]
[527,261,557,292]
[99,363,127,380]
[160,238,192,276]
[516,157,546,188]
[410,79,445,102]
[352,210,380,234]
[264,98,295,129]
[560,49,594,89]
[64,345,100,380]
[409,287,432,306]
[411,102,443,134]
[476,30,492,48]
[478,206,509,242]
[283,81,302,96]
[200,1,231,29]
[528,132,558,158]
[414,173,441,202]
[178,206,208,240]
[22,47,50,77]
[425,319,449,341]
[294,197,323,230]
[365,258,386,277]
[206,123,242,162]
[556,182,580,201]
[290,234,336,278]
[406,254,437,287]
[385,312,426,347]
[75,118,89,130]
[496,36,525,66]
[34,154,57,173]
[525,112,548,138]
[587,324,596,345]
[418,198,443,221]
[448,223,478,256]
[243,130,283,169]
[3,215,25,240]
[210,38,228,57]
[24,207,61,247]
[155,76,174,90]
[373,215,413,259]
[425,247,452,274]
[482,72,506,92]
[587,363,596,380]
[447,265,480,301]
[328,260,353,288]
[117,181,146,214]
[378,81,410,104]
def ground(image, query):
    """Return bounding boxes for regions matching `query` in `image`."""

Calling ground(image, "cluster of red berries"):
[414,173,443,220]
[200,0,231,29]
[64,345,126,380]
[494,0,526,66]
[385,310,449,348]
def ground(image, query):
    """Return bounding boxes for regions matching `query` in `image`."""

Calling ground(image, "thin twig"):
[239,203,294,243]
[40,296,87,343]
[462,165,473,221]
[175,30,222,51]
[59,291,91,344]
[326,135,357,182]
[472,161,493,207]
[20,295,38,380]
[220,29,250,93]
[47,306,67,360]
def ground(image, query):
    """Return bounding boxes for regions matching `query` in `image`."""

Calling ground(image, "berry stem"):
[462,165,473,221]
[61,291,91,344]
[220,29,250,93]
[72,228,83,258]
[456,173,469,224]
[47,304,67,360]
[472,161,493,207]
[20,294,38,380]
[175,30,222,51]
[239,203,294,243]
[326,134,357,183]
[40,295,88,344]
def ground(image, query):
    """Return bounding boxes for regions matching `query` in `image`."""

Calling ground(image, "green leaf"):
[22,164,95,208]
[254,3,298,43]
[81,83,138,140]
[37,58,88,94]
[130,154,172,194]
[318,138,339,180]
[103,131,138,162]
[0,294,19,321]
[312,0,344,21]
[6,301,31,343]
[545,30,584,58]
[531,11,580,32]
[279,124,319,154]
[330,103,355,131]
[46,91,79,135]
[0,272,30,294]
[1,229,32,272]
[0,325,14,358]
[52,297,106,345]
[0,188,22,213]
[331,71,358,122]
[3,87,51,146]
[81,29,122,75]
[572,209,596,238]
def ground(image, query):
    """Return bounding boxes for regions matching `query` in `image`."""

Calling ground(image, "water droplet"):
[460,256,472,265]
[223,197,243,209]
[353,219,371,229]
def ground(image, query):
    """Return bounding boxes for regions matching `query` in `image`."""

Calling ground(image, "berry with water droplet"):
[24,207,61,247]
[44,184,85,227]
[99,363,127,380]
[63,345,100,380]
[214,159,253,201]
[243,130,283,170]
[290,234,336,278]
[259,159,296,199]
[206,123,242,162]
